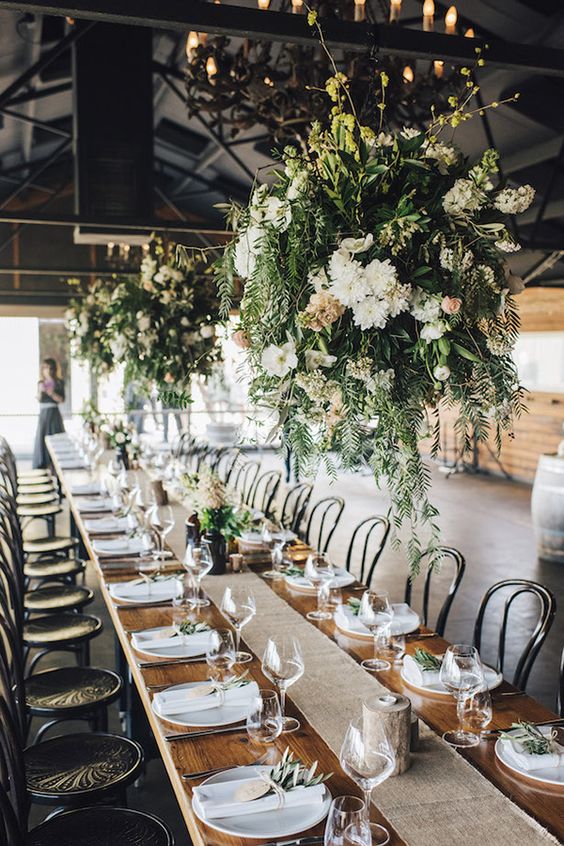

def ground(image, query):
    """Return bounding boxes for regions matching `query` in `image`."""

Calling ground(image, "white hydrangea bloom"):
[443,178,482,216]
[494,185,535,214]
[410,288,442,323]
[234,225,263,279]
[495,238,521,252]
[363,258,398,297]
[439,246,474,271]
[351,297,390,330]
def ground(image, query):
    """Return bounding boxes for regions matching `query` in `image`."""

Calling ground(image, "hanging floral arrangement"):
[217,30,533,573]
[66,277,115,375]
[106,239,222,393]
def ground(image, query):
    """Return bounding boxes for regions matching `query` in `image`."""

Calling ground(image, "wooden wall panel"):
[519,287,564,332]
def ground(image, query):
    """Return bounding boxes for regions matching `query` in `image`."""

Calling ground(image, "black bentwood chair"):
[404,546,466,637]
[473,579,556,690]
[302,496,345,554]
[280,482,313,535]
[558,646,564,717]
[345,516,391,588]
[250,470,282,517]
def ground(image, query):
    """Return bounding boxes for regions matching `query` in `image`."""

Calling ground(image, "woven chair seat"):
[17,492,58,506]
[18,503,62,518]
[24,733,143,802]
[18,483,56,495]
[24,536,78,555]
[24,585,93,612]
[28,806,172,846]
[23,613,101,646]
[24,558,85,578]
[25,666,121,714]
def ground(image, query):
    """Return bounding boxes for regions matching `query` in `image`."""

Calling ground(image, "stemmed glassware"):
[261,635,304,733]
[246,689,283,745]
[182,545,212,607]
[148,504,174,562]
[324,796,369,846]
[206,628,236,682]
[358,591,394,672]
[220,586,256,664]
[439,644,485,748]
[172,595,196,644]
[339,717,395,846]
[305,551,335,621]
[460,684,493,740]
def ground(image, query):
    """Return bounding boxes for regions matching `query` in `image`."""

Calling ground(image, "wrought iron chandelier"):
[184,0,476,143]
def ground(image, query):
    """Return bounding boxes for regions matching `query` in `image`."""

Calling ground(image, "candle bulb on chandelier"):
[389,0,402,23]
[422,0,434,32]
[402,65,414,84]
[464,27,475,37]
[206,56,218,82]
[292,0,303,13]
[445,5,457,34]
[434,60,444,78]
[354,0,366,22]
[186,31,199,59]
[257,0,270,8]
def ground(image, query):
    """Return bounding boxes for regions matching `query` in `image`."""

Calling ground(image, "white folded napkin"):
[109,579,177,601]
[76,498,113,512]
[84,517,128,534]
[287,567,354,589]
[335,602,418,636]
[504,732,564,772]
[402,654,442,687]
[93,537,146,557]
[132,627,212,655]
[154,679,258,716]
[71,482,102,495]
[194,773,325,820]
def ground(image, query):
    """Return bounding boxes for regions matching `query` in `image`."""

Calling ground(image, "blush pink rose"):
[232,329,251,349]
[163,372,175,384]
[441,296,462,315]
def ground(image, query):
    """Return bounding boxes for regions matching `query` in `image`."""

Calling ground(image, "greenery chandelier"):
[184,0,476,143]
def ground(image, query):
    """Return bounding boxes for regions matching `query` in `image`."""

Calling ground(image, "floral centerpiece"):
[108,239,221,394]
[217,31,532,573]
[66,277,115,375]
[101,419,135,469]
[181,466,251,573]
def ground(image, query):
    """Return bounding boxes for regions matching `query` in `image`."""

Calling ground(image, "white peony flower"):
[199,325,215,339]
[420,320,448,343]
[234,226,263,279]
[443,178,482,216]
[494,185,535,215]
[327,249,366,307]
[410,288,442,323]
[363,258,399,297]
[261,340,298,378]
[433,364,451,381]
[340,233,374,254]
[305,350,337,370]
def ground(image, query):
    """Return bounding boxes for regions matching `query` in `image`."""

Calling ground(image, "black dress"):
[32,379,66,469]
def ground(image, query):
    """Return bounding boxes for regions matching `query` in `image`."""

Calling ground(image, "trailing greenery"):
[499,721,557,756]
[413,648,442,671]
[216,31,532,575]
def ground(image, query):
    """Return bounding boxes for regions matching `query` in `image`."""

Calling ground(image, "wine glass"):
[261,635,304,733]
[220,586,256,664]
[439,644,485,748]
[305,551,335,621]
[206,628,236,682]
[149,504,174,561]
[358,591,394,672]
[460,683,493,740]
[246,689,283,744]
[182,545,212,607]
[339,717,395,846]
[324,796,369,846]
[171,596,195,644]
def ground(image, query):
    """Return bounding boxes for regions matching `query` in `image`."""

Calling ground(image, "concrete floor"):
[25,457,563,843]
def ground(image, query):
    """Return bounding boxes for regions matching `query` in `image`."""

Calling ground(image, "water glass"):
[339,717,395,846]
[439,644,485,748]
[206,628,236,682]
[183,545,212,607]
[246,689,283,744]
[149,504,174,560]
[261,635,304,732]
[305,552,335,621]
[324,795,369,846]
[220,586,256,663]
[171,596,195,643]
[358,591,394,672]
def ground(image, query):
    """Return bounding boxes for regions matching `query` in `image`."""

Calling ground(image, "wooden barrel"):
[531,453,564,563]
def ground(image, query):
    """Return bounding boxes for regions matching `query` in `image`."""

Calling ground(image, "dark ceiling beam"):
[0,139,71,210]
[0,210,230,237]
[0,107,72,139]
[0,266,138,276]
[5,81,72,108]
[0,21,93,113]
[2,0,564,76]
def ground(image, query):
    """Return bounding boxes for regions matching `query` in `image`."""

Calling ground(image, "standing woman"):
[32,357,66,468]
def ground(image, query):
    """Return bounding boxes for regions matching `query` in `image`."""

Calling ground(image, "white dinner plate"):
[93,538,146,557]
[132,626,210,659]
[108,580,179,605]
[334,603,420,638]
[192,766,331,840]
[495,728,564,787]
[285,567,355,592]
[400,662,503,695]
[241,530,297,545]
[152,680,257,727]
[76,497,113,513]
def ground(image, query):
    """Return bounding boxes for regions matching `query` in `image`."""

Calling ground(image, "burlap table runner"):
[163,495,558,845]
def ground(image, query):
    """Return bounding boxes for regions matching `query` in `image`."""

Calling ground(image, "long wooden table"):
[47,442,564,845]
